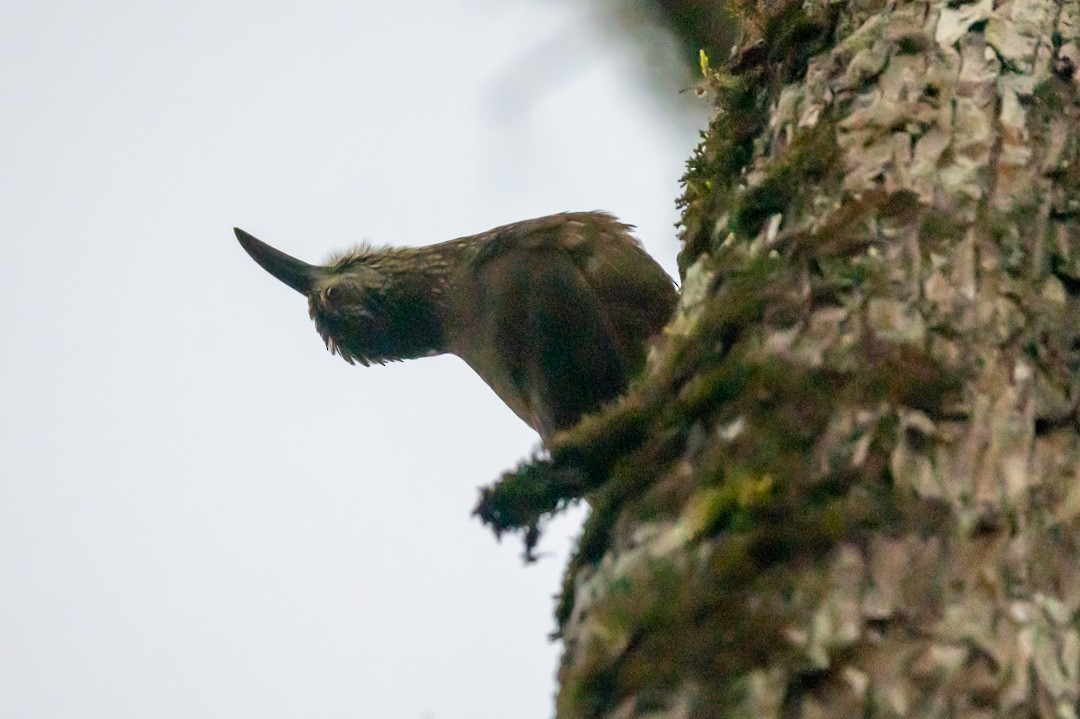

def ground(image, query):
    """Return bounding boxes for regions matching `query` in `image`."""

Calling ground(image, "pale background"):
[0,2,704,717]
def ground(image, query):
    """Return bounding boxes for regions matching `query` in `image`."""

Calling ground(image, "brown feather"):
[237,212,677,441]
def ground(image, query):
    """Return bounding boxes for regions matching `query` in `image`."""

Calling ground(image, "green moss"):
[730,121,840,239]
[554,328,958,645]
[474,392,661,559]
[554,342,959,716]
[985,203,1041,277]
[690,472,776,537]
[685,251,782,344]
[472,458,584,558]
[761,3,837,82]
[677,1,838,273]
[679,76,768,270]
[548,209,959,668]
[486,4,993,713]
[812,253,888,305]
[895,34,927,55]
[559,558,685,715]
[854,341,962,414]
[560,549,792,718]
[674,363,746,423]
[919,207,967,248]
[580,430,687,559]
[1031,76,1080,233]
[1034,77,1065,114]
[561,484,893,718]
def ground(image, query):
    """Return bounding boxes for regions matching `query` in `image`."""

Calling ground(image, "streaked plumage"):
[236,211,677,441]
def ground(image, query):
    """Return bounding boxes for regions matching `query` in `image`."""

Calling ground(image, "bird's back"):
[449,212,676,439]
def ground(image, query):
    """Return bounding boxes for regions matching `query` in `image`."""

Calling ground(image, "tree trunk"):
[480,0,1080,715]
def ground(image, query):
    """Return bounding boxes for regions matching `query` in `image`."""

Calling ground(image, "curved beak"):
[234,228,319,295]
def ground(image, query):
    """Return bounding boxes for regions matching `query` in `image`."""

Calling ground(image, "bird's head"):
[235,228,410,366]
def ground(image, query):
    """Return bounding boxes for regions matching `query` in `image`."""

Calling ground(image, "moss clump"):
[810,251,889,307]
[679,75,769,271]
[759,2,837,82]
[481,2,988,714]
[474,392,658,558]
[689,472,776,538]
[558,551,793,719]
[919,207,968,248]
[895,34,926,55]
[473,458,586,559]
[730,120,841,240]
[678,1,838,273]
[1034,77,1066,115]
[555,399,959,718]
[854,340,962,414]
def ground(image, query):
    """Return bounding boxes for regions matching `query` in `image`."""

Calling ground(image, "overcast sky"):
[0,2,704,717]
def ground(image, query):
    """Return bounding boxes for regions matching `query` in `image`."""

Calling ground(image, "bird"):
[235,211,677,441]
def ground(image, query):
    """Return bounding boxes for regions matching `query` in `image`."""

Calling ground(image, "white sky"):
[0,2,705,717]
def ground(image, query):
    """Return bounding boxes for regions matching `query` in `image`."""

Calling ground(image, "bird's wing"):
[480,212,677,370]
[456,212,676,439]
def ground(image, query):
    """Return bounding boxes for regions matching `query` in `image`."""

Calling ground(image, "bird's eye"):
[324,286,337,302]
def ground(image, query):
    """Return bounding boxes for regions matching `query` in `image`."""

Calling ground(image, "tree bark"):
[481,0,1080,716]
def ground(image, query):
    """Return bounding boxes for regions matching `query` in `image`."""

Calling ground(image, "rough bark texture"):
[480,0,1080,716]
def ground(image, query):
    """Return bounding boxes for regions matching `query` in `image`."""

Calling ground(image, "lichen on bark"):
[478,0,1080,716]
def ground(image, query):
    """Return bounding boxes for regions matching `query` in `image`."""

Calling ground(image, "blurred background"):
[0,1,710,717]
